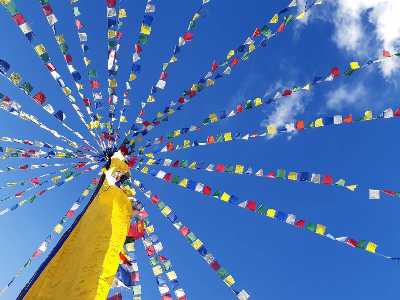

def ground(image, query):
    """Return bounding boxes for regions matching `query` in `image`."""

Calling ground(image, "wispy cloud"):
[261,82,306,139]
[326,82,367,111]
[331,0,400,77]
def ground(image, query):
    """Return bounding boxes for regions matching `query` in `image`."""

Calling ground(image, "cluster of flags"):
[136,165,387,260]
[0,164,98,217]
[135,106,400,157]
[133,179,250,300]
[69,0,106,138]
[132,50,400,152]
[1,0,95,148]
[114,0,157,144]
[135,0,211,124]
[143,157,358,192]
[124,0,322,152]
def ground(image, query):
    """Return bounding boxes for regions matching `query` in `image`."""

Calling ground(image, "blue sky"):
[0,0,399,299]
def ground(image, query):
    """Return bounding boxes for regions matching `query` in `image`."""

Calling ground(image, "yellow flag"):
[82,189,90,197]
[55,35,65,44]
[129,72,137,81]
[296,11,306,20]
[350,61,360,70]
[254,97,263,106]
[34,44,46,56]
[166,271,177,281]
[220,192,231,202]
[140,24,151,35]
[269,14,279,24]
[288,172,298,180]
[146,224,154,234]
[315,118,324,127]
[161,206,172,216]
[223,275,236,287]
[226,50,235,59]
[118,8,127,18]
[266,209,276,218]
[107,30,116,39]
[364,110,372,121]
[120,115,127,123]
[316,224,326,235]
[224,132,233,141]
[53,224,63,234]
[267,124,277,135]
[209,113,218,123]
[179,178,188,188]
[248,43,256,53]
[152,265,163,276]
[183,140,191,148]
[365,242,377,253]
[141,166,149,174]
[235,164,244,174]
[173,130,181,137]
[346,184,357,191]
[192,239,203,250]
[147,95,155,103]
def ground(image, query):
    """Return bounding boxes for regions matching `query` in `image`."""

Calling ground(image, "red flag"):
[252,28,261,37]
[90,80,100,89]
[202,185,212,195]
[182,32,193,41]
[331,67,340,77]
[295,120,305,130]
[322,175,333,185]
[246,200,257,211]
[210,260,221,271]
[211,61,218,72]
[31,177,41,185]
[295,220,305,228]
[343,115,353,123]
[33,92,46,105]
[151,194,159,204]
[282,89,292,96]
[179,226,190,236]
[383,50,392,57]
[215,164,225,172]
[135,43,142,54]
[12,13,25,26]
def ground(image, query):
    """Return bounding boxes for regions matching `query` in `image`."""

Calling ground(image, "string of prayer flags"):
[37,0,104,149]
[0,145,92,160]
[0,93,84,149]
[0,164,99,217]
[135,166,396,260]
[0,61,95,152]
[0,161,91,174]
[133,179,249,299]
[132,49,400,151]
[122,0,324,152]
[68,0,107,148]
[106,0,127,146]
[134,0,211,125]
[131,200,187,299]
[0,161,95,191]
[113,0,157,146]
[0,166,76,203]
[0,177,99,296]
[142,105,400,156]
[144,157,358,193]
[1,0,98,151]
[0,135,76,155]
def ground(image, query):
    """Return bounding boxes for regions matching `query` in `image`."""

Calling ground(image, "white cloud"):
[326,83,367,111]
[267,94,304,127]
[261,89,305,139]
[332,0,400,77]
